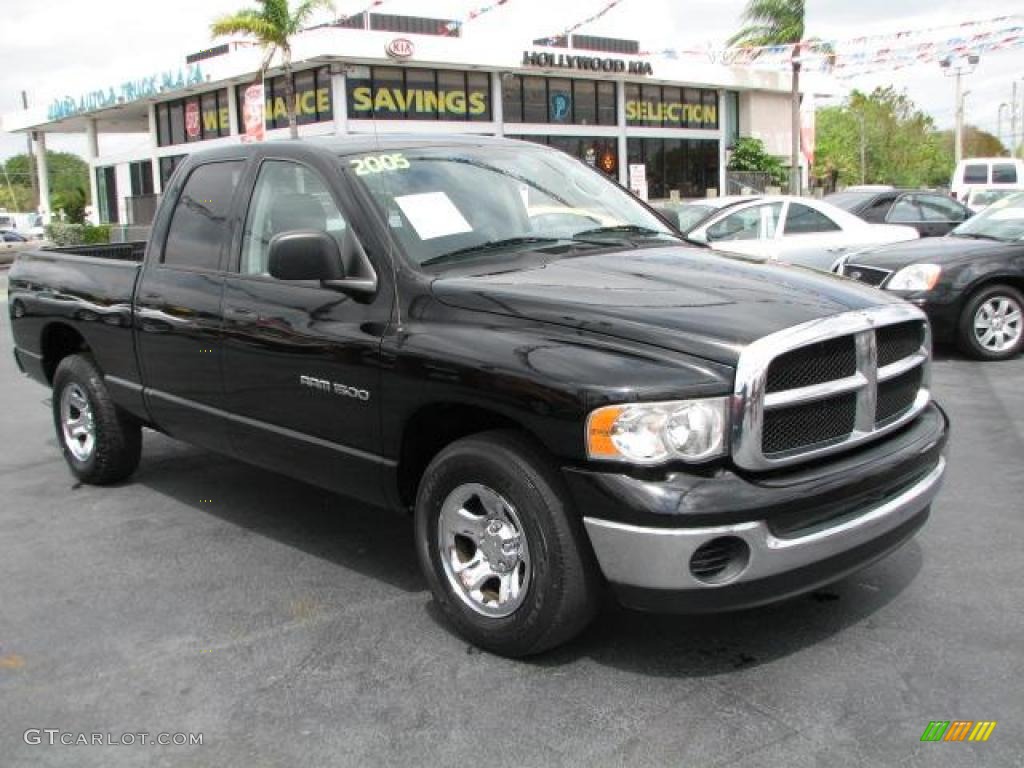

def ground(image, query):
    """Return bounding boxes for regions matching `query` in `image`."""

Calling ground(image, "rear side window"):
[992,164,1018,184]
[163,161,245,269]
[784,203,840,234]
[916,194,967,222]
[963,164,988,184]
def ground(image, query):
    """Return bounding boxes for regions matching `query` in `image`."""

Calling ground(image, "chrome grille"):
[842,264,892,287]
[732,305,931,470]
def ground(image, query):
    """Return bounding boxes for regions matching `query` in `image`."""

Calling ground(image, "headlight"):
[586,397,729,464]
[887,264,942,291]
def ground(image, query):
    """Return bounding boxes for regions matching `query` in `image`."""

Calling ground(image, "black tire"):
[51,354,142,484]
[957,284,1024,361]
[415,430,602,657]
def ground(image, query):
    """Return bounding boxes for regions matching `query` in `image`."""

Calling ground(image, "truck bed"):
[45,241,147,261]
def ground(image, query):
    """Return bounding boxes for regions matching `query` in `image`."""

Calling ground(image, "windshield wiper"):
[573,224,681,241]
[421,236,563,266]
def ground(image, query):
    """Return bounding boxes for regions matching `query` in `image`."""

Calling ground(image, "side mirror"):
[268,230,345,281]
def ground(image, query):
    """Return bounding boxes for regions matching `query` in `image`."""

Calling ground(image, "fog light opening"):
[689,536,751,585]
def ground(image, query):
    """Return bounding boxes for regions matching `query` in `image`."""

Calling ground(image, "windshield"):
[344,144,677,267]
[970,189,1017,208]
[675,204,718,231]
[951,192,1024,242]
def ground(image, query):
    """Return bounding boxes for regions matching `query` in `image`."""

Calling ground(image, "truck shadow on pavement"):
[132,432,923,676]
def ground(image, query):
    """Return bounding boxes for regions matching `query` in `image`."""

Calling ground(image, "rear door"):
[777,202,847,269]
[219,154,394,506]
[135,158,247,453]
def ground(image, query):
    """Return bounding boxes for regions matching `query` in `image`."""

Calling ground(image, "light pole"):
[852,108,866,184]
[998,102,1010,155]
[940,54,979,166]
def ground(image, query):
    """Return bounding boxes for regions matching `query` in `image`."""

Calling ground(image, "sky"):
[0,0,1022,161]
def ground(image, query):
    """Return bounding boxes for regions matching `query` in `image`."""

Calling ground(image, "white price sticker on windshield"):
[394,192,473,240]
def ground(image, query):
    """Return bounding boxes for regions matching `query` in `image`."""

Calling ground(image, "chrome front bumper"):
[583,457,945,594]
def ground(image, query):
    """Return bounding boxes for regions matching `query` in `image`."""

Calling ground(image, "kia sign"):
[386,38,414,59]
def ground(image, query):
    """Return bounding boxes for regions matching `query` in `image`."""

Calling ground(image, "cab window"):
[163,161,245,270]
[963,164,988,184]
[240,161,348,275]
[992,164,1018,184]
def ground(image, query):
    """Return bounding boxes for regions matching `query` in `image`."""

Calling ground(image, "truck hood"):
[431,246,899,366]
[845,235,1017,270]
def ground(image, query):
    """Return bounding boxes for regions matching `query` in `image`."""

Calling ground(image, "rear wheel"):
[52,354,142,484]
[415,431,602,657]
[958,285,1024,360]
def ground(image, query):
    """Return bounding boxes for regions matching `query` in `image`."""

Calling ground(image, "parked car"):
[8,136,948,656]
[837,191,1024,360]
[680,195,919,271]
[1,230,28,242]
[964,187,1024,213]
[826,188,972,238]
[950,157,1024,202]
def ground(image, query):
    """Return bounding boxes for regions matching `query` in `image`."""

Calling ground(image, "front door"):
[220,157,393,506]
[135,158,247,454]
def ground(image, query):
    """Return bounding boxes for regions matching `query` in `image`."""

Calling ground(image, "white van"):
[951,157,1024,201]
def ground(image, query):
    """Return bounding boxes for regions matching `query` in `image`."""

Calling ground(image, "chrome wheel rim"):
[60,383,96,462]
[437,483,532,618]
[974,296,1023,353]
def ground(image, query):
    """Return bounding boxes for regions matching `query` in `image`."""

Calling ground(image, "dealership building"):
[2,12,801,227]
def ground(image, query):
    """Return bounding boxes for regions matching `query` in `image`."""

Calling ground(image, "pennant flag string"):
[440,0,513,37]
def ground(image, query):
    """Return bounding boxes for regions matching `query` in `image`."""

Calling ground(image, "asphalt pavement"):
[1,268,1022,767]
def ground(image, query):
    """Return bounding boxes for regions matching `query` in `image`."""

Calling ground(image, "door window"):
[916,194,967,222]
[784,203,840,234]
[240,161,348,275]
[888,196,924,223]
[707,203,783,241]
[163,161,244,269]
[861,195,895,223]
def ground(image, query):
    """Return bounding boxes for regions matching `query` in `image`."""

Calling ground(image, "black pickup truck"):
[8,136,948,656]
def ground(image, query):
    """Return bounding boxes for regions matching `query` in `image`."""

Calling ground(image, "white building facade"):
[1,13,801,227]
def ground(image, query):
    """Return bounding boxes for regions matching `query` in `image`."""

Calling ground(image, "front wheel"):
[958,284,1024,360]
[415,431,602,657]
[52,354,142,484]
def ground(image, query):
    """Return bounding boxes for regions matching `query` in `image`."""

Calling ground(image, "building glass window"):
[504,75,616,125]
[625,85,720,129]
[159,155,186,188]
[502,73,523,123]
[466,72,491,122]
[237,68,333,131]
[522,76,547,123]
[168,102,185,146]
[293,69,317,126]
[572,79,596,125]
[406,68,439,119]
[347,66,490,122]
[627,138,720,199]
[129,160,154,196]
[95,166,118,224]
[597,81,616,126]
[157,89,230,147]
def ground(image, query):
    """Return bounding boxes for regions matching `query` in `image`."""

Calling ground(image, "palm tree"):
[211,0,334,140]
[729,0,806,194]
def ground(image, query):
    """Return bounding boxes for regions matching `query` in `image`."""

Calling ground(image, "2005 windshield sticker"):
[350,153,410,176]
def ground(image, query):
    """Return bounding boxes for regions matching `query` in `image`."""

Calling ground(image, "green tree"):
[814,88,952,189]
[729,0,806,194]
[934,126,1007,160]
[211,0,335,140]
[728,137,788,187]
[1,151,90,222]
